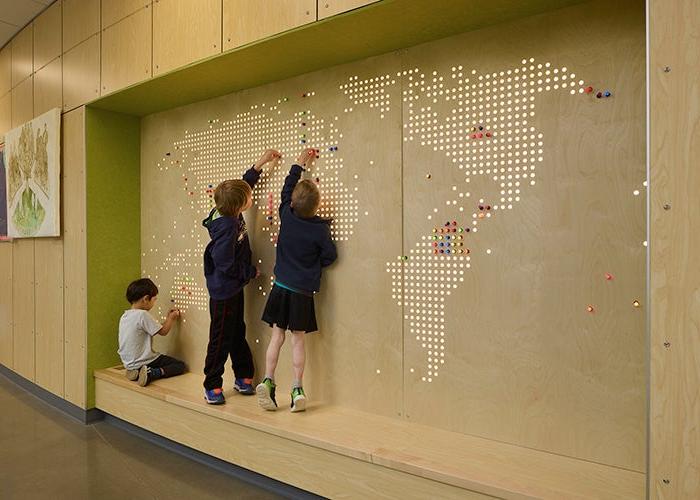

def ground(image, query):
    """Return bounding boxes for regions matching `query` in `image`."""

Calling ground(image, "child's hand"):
[168,308,180,320]
[255,149,281,170]
[297,148,316,168]
[255,267,261,279]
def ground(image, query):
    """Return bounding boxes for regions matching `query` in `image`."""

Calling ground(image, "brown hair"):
[214,180,252,216]
[126,278,158,304]
[292,180,320,218]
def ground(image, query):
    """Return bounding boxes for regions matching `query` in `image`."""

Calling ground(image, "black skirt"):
[261,284,318,333]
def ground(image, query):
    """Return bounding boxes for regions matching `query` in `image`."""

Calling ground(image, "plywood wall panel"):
[11,76,33,128]
[101,5,152,95]
[223,0,315,50]
[0,244,13,368]
[12,239,35,380]
[650,0,700,497]
[62,35,100,112]
[0,92,11,136]
[0,46,11,96]
[34,56,62,116]
[140,0,646,471]
[63,0,100,52]
[34,239,65,397]
[318,0,379,20]
[141,51,404,417]
[62,107,87,408]
[102,0,151,29]
[34,0,62,71]
[11,25,33,88]
[153,0,221,76]
[396,0,646,471]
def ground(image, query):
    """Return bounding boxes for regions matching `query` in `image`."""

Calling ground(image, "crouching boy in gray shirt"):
[118,278,186,386]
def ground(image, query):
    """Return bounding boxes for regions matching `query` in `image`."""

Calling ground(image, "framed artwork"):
[0,142,9,241]
[4,108,61,238]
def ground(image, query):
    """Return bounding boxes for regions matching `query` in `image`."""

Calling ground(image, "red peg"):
[605,273,614,281]
[584,86,593,94]
[586,305,595,313]
[476,133,483,139]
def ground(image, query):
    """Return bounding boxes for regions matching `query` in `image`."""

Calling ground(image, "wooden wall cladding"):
[101,5,152,95]
[153,0,222,76]
[223,0,316,50]
[141,0,645,471]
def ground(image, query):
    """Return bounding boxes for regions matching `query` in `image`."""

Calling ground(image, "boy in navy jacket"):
[202,149,280,404]
[257,148,337,412]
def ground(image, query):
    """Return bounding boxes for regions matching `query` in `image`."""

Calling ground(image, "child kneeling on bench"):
[118,278,186,387]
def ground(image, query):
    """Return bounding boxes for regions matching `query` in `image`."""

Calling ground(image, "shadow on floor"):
[0,375,284,500]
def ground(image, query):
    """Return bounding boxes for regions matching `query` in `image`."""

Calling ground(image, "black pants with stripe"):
[203,290,254,390]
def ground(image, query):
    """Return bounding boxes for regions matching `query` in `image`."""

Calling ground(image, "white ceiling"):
[0,0,56,49]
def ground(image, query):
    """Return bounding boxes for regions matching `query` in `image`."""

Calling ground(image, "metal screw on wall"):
[663,203,671,210]
[663,341,671,349]
[663,66,671,73]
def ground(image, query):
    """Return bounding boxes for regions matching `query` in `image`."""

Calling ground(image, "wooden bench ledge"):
[95,367,645,499]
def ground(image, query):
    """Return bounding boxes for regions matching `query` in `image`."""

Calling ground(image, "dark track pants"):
[203,290,254,390]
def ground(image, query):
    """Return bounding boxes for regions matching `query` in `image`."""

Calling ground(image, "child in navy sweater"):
[202,149,280,405]
[257,148,337,412]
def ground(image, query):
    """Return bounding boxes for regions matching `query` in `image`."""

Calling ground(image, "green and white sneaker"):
[256,378,277,411]
[290,387,306,413]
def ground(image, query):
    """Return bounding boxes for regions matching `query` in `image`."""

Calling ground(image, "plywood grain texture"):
[153,0,221,76]
[63,0,100,52]
[34,238,65,397]
[139,0,645,471]
[33,0,62,72]
[100,5,152,95]
[12,239,35,380]
[223,0,316,50]
[62,107,88,408]
[62,35,100,112]
[649,0,700,497]
[318,0,379,20]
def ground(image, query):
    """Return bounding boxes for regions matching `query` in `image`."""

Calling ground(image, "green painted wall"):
[85,107,141,408]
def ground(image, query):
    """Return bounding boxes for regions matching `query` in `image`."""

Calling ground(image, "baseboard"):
[0,364,103,424]
[103,414,321,500]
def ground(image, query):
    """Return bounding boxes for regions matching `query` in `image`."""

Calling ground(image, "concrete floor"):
[0,375,283,500]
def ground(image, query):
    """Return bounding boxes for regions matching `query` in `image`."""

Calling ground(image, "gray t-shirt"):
[118,309,162,370]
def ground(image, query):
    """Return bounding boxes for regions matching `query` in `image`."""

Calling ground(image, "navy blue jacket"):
[202,167,260,300]
[273,165,337,292]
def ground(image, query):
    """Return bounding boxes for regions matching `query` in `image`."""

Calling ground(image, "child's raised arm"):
[244,149,281,188]
[280,148,316,212]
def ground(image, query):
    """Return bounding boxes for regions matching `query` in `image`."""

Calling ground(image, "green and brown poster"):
[4,108,61,238]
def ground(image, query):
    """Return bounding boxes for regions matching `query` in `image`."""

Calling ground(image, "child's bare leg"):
[264,325,286,380]
[290,331,306,386]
